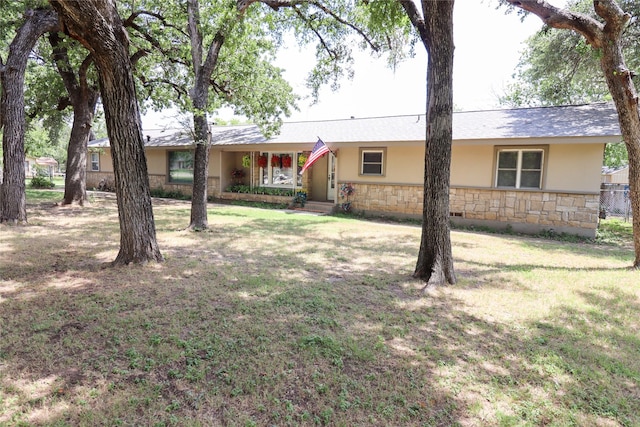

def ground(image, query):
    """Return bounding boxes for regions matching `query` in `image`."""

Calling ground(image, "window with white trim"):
[90,152,100,171]
[260,152,302,187]
[360,148,385,176]
[495,148,544,189]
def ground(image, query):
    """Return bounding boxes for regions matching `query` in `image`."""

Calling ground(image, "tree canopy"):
[500,0,640,107]
[503,0,640,268]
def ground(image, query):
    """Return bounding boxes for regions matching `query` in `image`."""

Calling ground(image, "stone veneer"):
[86,172,599,236]
[218,192,292,204]
[347,182,600,237]
[87,172,220,198]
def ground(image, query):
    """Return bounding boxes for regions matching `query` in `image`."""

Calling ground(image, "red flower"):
[271,155,281,167]
[257,155,267,168]
[281,155,292,168]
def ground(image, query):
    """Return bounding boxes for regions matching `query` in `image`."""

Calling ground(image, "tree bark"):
[186,0,224,231]
[189,111,211,230]
[400,0,457,286]
[1,8,61,224]
[505,0,640,267]
[49,33,99,206]
[63,100,97,205]
[50,0,163,264]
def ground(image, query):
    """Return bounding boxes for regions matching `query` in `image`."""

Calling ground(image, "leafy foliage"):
[29,175,55,189]
[24,120,69,167]
[500,0,640,107]
[604,142,628,167]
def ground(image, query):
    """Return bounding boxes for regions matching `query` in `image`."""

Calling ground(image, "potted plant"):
[242,154,251,168]
[271,155,281,168]
[291,189,307,207]
[281,154,292,168]
[231,168,246,184]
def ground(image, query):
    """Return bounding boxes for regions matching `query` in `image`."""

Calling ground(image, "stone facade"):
[87,171,220,198]
[87,171,599,236]
[347,182,599,237]
[218,192,292,205]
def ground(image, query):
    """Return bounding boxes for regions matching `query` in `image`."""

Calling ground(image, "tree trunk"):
[63,99,97,205]
[406,1,457,286]
[599,33,640,268]
[49,32,100,206]
[189,111,210,230]
[0,9,60,224]
[185,0,224,231]
[504,0,640,268]
[50,0,163,265]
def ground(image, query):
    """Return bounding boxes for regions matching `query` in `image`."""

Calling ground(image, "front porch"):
[220,150,336,203]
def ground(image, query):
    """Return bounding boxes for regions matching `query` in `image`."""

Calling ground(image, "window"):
[90,152,100,171]
[495,148,544,189]
[168,150,194,184]
[260,152,298,187]
[360,148,385,176]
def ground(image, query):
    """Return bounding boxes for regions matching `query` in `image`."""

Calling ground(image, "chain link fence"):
[600,183,632,221]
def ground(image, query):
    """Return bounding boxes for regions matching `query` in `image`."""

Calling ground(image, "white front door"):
[327,153,336,201]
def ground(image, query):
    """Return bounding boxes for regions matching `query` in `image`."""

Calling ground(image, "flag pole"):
[318,136,336,156]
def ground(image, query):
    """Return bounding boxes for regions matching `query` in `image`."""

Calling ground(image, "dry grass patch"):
[0,191,638,426]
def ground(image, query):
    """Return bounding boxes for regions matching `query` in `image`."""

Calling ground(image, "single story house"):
[25,156,59,178]
[602,165,629,184]
[87,103,622,237]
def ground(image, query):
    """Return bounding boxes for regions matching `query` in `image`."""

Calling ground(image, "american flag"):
[299,138,330,175]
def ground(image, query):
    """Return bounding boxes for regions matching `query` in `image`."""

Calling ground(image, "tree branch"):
[201,33,225,83]
[244,0,379,51]
[187,0,203,73]
[48,32,80,95]
[209,78,233,98]
[398,0,429,49]
[307,1,378,51]
[594,0,631,37]
[130,48,148,66]
[292,6,337,59]
[142,78,188,98]
[123,10,189,38]
[78,53,94,91]
[504,0,604,47]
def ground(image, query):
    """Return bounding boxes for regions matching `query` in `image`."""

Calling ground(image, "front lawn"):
[1,191,638,426]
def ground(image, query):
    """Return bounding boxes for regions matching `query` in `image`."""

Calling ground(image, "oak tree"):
[50,0,163,264]
[504,0,640,267]
[399,0,457,286]
[1,6,60,223]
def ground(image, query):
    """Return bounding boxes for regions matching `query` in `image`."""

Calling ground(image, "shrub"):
[224,185,294,197]
[30,176,55,189]
[150,188,191,200]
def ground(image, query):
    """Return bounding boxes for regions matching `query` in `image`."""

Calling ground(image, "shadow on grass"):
[1,197,638,425]
[2,252,639,426]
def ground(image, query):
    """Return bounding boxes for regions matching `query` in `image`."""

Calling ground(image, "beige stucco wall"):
[451,145,493,187]
[146,149,166,175]
[450,143,605,191]
[88,149,113,173]
[337,145,424,184]
[546,144,604,192]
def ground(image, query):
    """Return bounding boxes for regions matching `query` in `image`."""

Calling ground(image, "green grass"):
[597,218,634,245]
[1,191,638,426]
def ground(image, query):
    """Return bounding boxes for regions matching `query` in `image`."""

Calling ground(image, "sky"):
[141,1,548,129]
